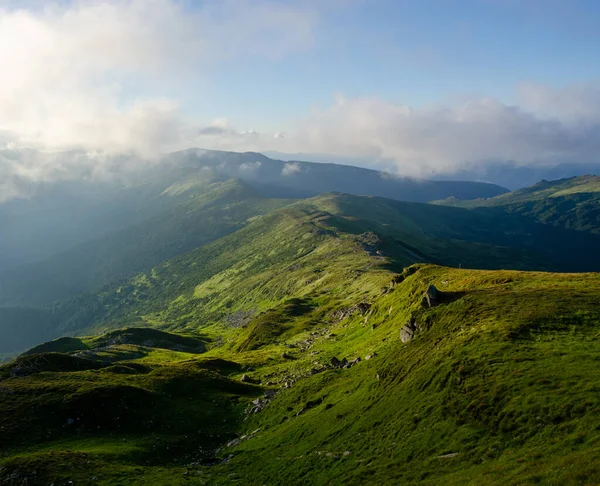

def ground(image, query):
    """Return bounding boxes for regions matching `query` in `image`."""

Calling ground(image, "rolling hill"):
[3,190,598,356]
[1,263,599,485]
[0,148,508,306]
[435,175,600,234]
[1,169,600,485]
[0,148,507,276]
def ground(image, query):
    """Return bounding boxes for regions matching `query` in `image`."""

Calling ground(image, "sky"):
[1,0,600,181]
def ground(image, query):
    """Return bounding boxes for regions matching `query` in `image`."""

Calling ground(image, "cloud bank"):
[0,0,318,153]
[189,87,600,177]
[1,0,600,196]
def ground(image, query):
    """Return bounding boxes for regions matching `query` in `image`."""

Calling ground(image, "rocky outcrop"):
[330,356,361,369]
[240,374,259,384]
[330,302,371,323]
[400,316,425,343]
[400,321,417,343]
[246,389,280,415]
[423,284,439,307]
[224,310,255,328]
[357,232,384,256]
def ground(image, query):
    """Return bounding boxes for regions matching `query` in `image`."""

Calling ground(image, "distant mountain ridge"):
[266,150,600,190]
[1,153,599,358]
[435,175,600,234]
[0,147,507,273]
[164,148,509,202]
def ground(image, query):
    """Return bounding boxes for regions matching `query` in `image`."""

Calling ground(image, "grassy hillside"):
[2,190,600,357]
[39,192,600,342]
[435,175,600,234]
[1,264,599,485]
[0,179,291,306]
[0,147,506,273]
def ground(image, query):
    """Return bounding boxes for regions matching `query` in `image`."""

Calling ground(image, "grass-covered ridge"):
[435,175,600,234]
[212,265,600,485]
[4,188,600,357]
[43,191,600,342]
[1,264,599,485]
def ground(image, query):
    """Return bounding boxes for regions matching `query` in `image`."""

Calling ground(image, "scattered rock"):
[224,310,255,328]
[364,352,377,360]
[330,302,371,323]
[343,451,352,456]
[436,452,460,459]
[423,284,439,307]
[331,356,361,369]
[240,374,258,384]
[400,315,424,343]
[264,389,277,399]
[343,357,361,369]
[281,352,292,360]
[226,438,241,448]
[400,322,416,343]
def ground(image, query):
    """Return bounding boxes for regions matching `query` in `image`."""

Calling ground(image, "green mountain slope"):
[1,264,599,485]
[0,179,291,306]
[436,175,600,234]
[0,148,506,274]
[3,191,600,357]
[41,192,599,339]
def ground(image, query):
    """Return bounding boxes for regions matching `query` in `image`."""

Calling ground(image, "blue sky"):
[185,0,600,128]
[1,0,600,177]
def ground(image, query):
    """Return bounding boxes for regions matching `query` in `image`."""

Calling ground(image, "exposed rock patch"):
[240,374,259,384]
[400,316,425,343]
[423,284,439,307]
[330,302,371,323]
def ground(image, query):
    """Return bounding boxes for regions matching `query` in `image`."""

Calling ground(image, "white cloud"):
[281,162,302,176]
[187,88,600,177]
[517,82,600,122]
[0,0,318,154]
[1,1,600,197]
[283,90,600,176]
[239,161,262,172]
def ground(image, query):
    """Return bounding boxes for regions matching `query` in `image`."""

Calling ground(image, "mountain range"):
[1,149,599,485]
